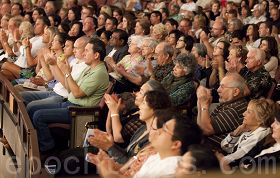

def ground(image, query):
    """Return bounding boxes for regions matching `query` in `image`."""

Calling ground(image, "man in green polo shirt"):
[29,38,109,152]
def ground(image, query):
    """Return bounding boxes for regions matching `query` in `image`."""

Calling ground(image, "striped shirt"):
[207,98,248,147]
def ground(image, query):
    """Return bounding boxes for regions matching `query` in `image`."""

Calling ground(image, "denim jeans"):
[31,101,76,152]
[20,91,65,118]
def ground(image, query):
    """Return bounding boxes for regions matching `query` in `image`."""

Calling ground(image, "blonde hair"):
[100,5,112,17]
[19,21,34,39]
[250,98,276,127]
[45,26,58,47]
[152,23,168,41]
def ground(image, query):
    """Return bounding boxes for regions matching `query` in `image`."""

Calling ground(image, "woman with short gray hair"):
[161,53,197,106]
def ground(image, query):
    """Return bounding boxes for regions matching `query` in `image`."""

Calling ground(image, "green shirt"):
[68,62,109,107]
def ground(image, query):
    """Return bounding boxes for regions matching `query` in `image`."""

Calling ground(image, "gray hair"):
[174,53,197,75]
[230,18,243,31]
[250,47,266,64]
[224,72,247,96]
[143,37,158,49]
[193,43,207,57]
[161,42,174,58]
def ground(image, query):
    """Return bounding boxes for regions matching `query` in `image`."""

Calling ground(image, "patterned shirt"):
[154,63,174,82]
[246,67,272,99]
[206,98,248,148]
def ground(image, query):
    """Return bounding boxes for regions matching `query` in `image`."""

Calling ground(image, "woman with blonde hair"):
[151,23,168,42]
[217,98,277,168]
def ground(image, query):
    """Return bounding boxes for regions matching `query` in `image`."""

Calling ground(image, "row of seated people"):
[0,24,279,177]
[0,0,279,176]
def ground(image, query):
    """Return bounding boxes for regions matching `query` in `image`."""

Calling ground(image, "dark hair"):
[169,30,184,43]
[218,40,230,60]
[228,9,238,17]
[69,6,81,21]
[145,79,166,92]
[101,30,112,41]
[37,16,51,26]
[65,36,77,44]
[118,92,137,113]
[260,36,279,58]
[151,11,162,22]
[144,90,171,110]
[231,29,245,41]
[164,18,178,29]
[246,24,259,42]
[107,16,118,27]
[188,144,220,171]
[184,35,195,52]
[59,21,70,33]
[56,32,69,47]
[48,14,61,26]
[172,114,202,154]
[112,6,123,17]
[271,0,279,7]
[12,2,24,16]
[88,37,106,61]
[137,19,151,35]
[113,29,128,46]
[258,21,273,34]
[34,7,47,17]
[69,21,85,38]
[154,108,174,127]
[123,12,136,35]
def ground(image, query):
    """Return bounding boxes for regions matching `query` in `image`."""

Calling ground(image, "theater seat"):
[48,81,114,149]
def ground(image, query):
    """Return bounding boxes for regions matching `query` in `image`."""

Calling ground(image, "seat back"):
[70,81,114,148]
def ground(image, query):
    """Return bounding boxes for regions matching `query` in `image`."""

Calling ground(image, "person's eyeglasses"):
[162,123,174,137]
[219,84,237,89]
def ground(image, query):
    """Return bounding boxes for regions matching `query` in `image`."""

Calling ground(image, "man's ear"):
[94,52,100,60]
[171,140,182,152]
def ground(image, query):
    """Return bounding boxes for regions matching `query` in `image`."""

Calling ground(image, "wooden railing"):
[0,73,53,178]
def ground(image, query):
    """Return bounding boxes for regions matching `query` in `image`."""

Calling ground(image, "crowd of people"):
[0,0,280,177]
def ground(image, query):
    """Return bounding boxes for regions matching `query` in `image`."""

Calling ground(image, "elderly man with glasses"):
[196,72,248,149]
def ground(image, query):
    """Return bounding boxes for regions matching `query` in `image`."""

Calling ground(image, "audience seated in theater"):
[217,98,276,168]
[106,35,144,92]
[93,109,203,178]
[105,29,129,64]
[196,72,248,148]
[150,42,174,82]
[1,16,48,81]
[20,36,89,106]
[241,105,280,168]
[161,53,197,106]
[245,47,272,99]
[14,26,58,91]
[104,80,165,147]
[23,38,109,153]
[87,90,171,165]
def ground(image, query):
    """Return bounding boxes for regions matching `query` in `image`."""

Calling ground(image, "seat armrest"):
[68,105,101,113]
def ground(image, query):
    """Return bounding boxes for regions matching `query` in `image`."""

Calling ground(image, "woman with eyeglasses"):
[216,98,276,169]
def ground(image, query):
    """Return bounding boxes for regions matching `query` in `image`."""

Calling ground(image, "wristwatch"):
[201,107,208,111]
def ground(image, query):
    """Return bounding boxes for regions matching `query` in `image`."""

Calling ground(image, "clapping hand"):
[87,129,114,151]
